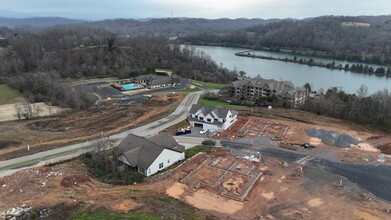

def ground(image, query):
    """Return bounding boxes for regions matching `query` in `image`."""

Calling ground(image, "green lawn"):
[0,84,23,105]
[73,210,159,220]
[175,87,201,93]
[197,97,246,110]
[185,145,216,158]
[193,80,228,90]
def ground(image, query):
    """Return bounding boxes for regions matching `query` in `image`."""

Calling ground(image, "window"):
[207,118,212,122]
[167,159,170,163]
[159,163,163,169]
[199,117,204,120]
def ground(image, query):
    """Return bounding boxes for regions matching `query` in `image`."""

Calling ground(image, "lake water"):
[191,45,391,94]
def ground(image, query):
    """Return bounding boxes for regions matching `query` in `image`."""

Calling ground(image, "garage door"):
[194,123,203,127]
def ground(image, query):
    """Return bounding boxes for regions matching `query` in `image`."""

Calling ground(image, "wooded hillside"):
[184,16,391,65]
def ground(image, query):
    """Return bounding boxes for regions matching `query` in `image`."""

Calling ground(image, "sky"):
[0,0,390,20]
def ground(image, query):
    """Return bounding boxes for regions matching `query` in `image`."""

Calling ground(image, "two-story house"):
[188,104,238,132]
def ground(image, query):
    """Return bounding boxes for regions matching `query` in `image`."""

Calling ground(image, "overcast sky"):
[1,0,390,20]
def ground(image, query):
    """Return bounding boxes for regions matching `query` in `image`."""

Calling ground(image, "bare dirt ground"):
[218,115,388,164]
[2,150,390,219]
[0,93,184,161]
[0,102,69,122]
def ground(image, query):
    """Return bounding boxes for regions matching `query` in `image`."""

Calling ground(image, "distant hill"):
[183,15,391,65]
[0,17,86,29]
[3,15,391,65]
[0,17,276,36]
[75,18,275,37]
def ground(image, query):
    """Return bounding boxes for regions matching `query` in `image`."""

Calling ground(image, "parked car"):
[202,139,216,146]
[300,143,315,149]
[176,128,191,136]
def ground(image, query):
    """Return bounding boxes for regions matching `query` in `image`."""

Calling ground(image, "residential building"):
[188,104,238,132]
[115,133,185,176]
[229,77,308,108]
[155,68,173,76]
[134,74,180,89]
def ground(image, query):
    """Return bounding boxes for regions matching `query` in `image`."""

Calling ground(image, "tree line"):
[0,27,236,109]
[303,85,391,131]
[183,15,391,66]
[236,52,391,76]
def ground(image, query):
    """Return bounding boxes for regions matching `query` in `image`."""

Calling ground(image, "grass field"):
[341,22,371,27]
[175,87,201,93]
[72,196,214,220]
[185,145,216,158]
[197,97,246,110]
[193,80,228,90]
[74,210,159,220]
[0,84,23,105]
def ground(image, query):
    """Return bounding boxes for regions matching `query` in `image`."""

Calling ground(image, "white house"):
[188,104,238,132]
[115,133,185,176]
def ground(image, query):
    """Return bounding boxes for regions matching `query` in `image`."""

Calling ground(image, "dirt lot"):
[218,115,388,163]
[1,150,390,219]
[0,93,184,161]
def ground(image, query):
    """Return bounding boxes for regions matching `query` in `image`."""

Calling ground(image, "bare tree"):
[14,103,23,121]
[357,84,368,99]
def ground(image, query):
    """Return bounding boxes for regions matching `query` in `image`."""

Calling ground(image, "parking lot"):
[73,81,123,98]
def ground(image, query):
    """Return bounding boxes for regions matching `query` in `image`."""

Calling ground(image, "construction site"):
[0,93,184,161]
[1,147,391,219]
[2,100,391,219]
[216,115,390,164]
[181,153,262,201]
[237,118,290,141]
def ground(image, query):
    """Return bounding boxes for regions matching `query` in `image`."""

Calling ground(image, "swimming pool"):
[122,83,138,90]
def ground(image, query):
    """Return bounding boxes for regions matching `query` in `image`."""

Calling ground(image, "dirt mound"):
[145,94,183,107]
[365,136,391,155]
[60,175,91,187]
[377,144,391,155]
[223,177,244,194]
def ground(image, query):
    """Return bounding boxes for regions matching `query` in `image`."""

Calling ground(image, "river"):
[190,45,391,94]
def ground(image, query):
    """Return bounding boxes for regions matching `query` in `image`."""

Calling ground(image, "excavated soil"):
[0,93,184,160]
[60,175,91,188]
[1,151,391,219]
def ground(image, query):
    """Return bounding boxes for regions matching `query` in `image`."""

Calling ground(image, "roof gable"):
[189,104,230,119]
[115,133,184,169]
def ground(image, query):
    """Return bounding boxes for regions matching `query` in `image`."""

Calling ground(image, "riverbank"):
[190,45,391,93]
[235,51,391,77]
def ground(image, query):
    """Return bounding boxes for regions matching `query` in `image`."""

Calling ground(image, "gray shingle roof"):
[115,133,184,169]
[189,104,231,119]
[231,77,299,95]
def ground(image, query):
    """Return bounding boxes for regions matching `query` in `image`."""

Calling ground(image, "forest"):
[184,15,391,65]
[0,27,236,108]
[304,85,391,132]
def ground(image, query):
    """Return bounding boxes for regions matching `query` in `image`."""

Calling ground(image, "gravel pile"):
[306,128,359,148]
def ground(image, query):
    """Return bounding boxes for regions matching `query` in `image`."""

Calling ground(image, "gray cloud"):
[0,0,390,20]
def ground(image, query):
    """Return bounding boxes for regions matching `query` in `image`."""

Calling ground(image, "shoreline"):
[235,51,391,77]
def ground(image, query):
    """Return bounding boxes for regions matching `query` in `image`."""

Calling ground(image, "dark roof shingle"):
[115,133,184,169]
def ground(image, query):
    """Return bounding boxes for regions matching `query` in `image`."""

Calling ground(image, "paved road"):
[0,92,201,177]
